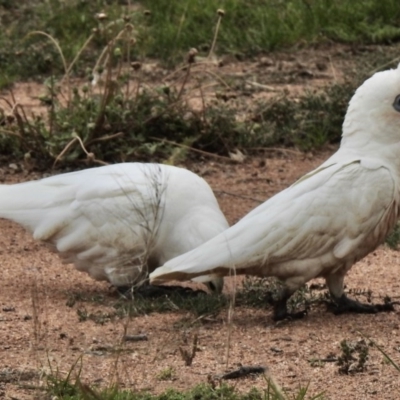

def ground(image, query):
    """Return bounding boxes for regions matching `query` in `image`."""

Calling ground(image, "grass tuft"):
[385,222,400,250]
[115,291,228,320]
[252,81,355,150]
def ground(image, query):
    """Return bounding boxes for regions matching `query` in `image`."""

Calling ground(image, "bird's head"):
[342,63,400,152]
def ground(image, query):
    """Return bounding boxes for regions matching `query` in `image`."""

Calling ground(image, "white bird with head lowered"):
[150,64,400,320]
[0,163,229,292]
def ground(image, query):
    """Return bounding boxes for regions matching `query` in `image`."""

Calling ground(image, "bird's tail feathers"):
[0,183,64,233]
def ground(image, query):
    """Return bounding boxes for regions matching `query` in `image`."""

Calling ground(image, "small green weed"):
[337,339,370,374]
[386,222,400,250]
[236,276,327,314]
[235,277,278,308]
[76,307,116,325]
[157,367,176,381]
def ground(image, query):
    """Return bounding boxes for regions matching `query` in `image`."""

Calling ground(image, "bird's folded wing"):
[0,164,164,262]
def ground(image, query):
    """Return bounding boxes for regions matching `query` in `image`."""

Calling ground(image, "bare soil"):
[1,44,400,400]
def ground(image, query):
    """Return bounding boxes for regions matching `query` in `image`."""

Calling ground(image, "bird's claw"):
[327,294,395,315]
[273,305,308,321]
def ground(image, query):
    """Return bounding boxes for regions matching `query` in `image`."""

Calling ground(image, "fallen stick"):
[122,334,148,342]
[218,365,267,380]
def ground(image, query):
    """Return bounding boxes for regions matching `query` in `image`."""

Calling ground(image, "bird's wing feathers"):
[0,164,166,272]
[150,160,395,283]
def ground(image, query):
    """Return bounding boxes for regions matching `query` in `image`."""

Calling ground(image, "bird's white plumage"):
[0,163,229,287]
[150,64,400,300]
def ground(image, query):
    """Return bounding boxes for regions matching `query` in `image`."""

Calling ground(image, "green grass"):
[46,376,324,400]
[0,0,126,81]
[250,81,355,151]
[1,0,400,82]
[386,222,400,249]
[140,0,400,62]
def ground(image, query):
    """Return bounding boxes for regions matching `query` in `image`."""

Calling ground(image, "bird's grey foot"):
[273,303,308,321]
[204,277,224,294]
[273,290,308,321]
[328,294,395,315]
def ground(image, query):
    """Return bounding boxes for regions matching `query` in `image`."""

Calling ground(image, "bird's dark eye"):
[393,95,400,112]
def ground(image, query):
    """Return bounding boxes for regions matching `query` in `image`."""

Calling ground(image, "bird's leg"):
[326,272,395,314]
[273,287,308,321]
[204,277,224,294]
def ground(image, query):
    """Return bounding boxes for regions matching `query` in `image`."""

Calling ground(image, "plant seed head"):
[187,48,198,64]
[125,23,133,31]
[131,61,142,70]
[217,9,225,17]
[95,12,107,20]
[6,114,15,124]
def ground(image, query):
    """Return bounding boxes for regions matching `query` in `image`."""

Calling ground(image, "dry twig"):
[122,334,148,342]
[218,365,267,380]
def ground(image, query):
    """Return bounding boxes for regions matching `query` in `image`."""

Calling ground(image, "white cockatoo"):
[0,163,229,291]
[150,64,400,320]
